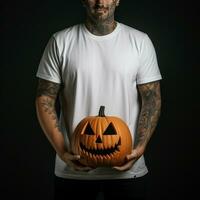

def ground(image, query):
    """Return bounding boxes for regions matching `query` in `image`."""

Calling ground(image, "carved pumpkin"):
[71,106,133,167]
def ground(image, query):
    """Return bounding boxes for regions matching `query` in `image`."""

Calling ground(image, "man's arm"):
[134,80,161,153]
[35,78,91,171]
[35,78,66,157]
[113,80,161,170]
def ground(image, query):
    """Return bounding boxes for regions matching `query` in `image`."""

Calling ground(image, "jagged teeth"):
[80,142,120,156]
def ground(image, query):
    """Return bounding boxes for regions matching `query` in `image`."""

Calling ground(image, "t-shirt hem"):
[54,168,149,180]
[36,73,61,84]
[136,75,162,85]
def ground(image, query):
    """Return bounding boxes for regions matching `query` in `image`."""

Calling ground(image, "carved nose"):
[96,135,102,143]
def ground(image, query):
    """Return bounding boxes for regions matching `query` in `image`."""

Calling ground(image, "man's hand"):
[112,147,145,171]
[60,152,92,172]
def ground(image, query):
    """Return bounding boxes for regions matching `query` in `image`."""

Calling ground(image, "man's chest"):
[62,39,140,81]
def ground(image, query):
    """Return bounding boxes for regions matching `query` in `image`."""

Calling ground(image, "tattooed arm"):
[35,78,91,171]
[134,80,161,152]
[35,78,65,155]
[113,81,161,170]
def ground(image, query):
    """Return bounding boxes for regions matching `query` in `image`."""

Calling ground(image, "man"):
[35,0,162,199]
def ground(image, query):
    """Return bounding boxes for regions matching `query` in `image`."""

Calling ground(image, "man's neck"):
[85,17,117,36]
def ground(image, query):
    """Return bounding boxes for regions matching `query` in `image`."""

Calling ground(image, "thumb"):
[70,154,81,161]
[63,152,80,161]
[74,155,81,160]
[126,149,138,161]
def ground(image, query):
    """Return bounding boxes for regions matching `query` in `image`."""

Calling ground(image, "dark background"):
[1,0,197,200]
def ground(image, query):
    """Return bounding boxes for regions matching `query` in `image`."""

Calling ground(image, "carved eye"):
[103,123,117,135]
[84,123,95,135]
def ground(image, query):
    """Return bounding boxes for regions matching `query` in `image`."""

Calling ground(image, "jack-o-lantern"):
[71,106,133,167]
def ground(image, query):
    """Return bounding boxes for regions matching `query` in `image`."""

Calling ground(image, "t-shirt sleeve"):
[136,34,162,85]
[36,36,61,84]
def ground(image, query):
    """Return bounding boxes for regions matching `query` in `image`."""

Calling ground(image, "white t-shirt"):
[36,21,162,180]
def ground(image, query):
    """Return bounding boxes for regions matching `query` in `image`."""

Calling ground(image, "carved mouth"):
[80,138,121,156]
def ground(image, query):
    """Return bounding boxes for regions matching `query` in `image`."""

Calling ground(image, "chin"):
[91,11,109,21]
[93,14,109,22]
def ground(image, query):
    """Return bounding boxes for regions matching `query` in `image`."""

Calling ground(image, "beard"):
[88,3,116,22]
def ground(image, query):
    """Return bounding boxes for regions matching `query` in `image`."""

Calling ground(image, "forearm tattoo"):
[40,97,61,130]
[36,79,61,131]
[135,81,161,147]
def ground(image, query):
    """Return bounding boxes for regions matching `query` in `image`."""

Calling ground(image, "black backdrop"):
[1,1,197,200]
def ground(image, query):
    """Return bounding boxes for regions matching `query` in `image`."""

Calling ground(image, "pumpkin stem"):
[98,106,105,117]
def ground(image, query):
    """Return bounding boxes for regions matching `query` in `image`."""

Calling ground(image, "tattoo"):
[135,81,161,147]
[40,97,61,131]
[85,19,117,36]
[36,78,61,131]
[36,78,60,98]
[84,0,118,36]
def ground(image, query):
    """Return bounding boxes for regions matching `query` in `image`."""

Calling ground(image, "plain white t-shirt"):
[36,21,162,180]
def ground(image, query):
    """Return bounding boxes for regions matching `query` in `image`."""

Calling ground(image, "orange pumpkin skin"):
[71,106,133,167]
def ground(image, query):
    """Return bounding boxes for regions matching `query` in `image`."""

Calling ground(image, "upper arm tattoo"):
[138,81,161,107]
[36,78,61,98]
[135,81,161,147]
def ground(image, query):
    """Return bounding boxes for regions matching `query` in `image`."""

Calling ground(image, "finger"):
[68,154,80,161]
[113,160,136,171]
[64,153,80,160]
[72,162,93,171]
[72,155,81,160]
[70,160,93,171]
[126,150,138,161]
